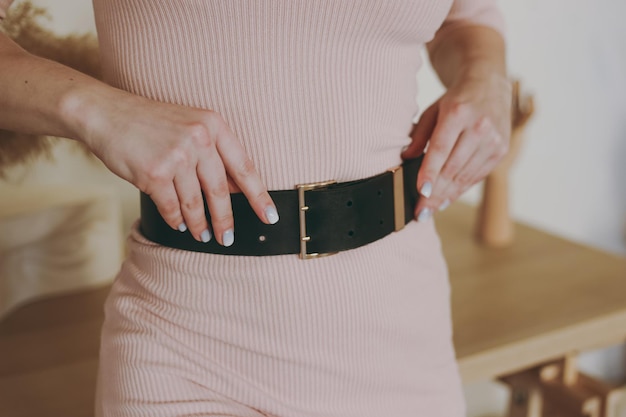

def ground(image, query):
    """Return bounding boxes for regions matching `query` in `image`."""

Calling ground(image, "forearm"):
[426,24,506,88]
[0,33,118,146]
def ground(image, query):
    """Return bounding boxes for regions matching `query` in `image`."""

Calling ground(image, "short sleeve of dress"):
[0,0,14,20]
[429,0,506,49]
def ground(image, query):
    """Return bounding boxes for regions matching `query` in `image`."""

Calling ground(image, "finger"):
[226,174,242,194]
[214,123,279,226]
[438,157,483,212]
[435,122,506,211]
[147,183,186,232]
[427,127,483,211]
[197,146,235,247]
[417,102,470,199]
[456,147,499,191]
[401,103,439,160]
[457,119,508,186]
[173,170,211,243]
[445,162,491,206]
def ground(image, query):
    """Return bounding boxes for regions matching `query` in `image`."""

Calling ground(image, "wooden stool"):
[499,353,626,417]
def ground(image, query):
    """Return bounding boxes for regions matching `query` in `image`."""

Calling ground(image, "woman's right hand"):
[74,89,280,246]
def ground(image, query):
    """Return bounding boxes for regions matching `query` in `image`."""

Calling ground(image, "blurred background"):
[0,0,625,416]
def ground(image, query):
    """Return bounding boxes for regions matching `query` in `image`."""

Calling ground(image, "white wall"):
[4,0,625,416]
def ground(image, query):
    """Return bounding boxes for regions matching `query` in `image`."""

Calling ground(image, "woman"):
[0,0,511,416]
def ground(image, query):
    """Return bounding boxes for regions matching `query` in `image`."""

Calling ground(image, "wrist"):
[57,80,119,150]
[453,60,508,87]
[57,84,86,142]
[429,25,507,88]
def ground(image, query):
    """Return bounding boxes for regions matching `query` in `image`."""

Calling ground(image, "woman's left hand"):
[400,70,512,221]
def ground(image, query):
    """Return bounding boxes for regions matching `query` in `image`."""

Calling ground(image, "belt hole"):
[346,200,353,207]
[348,230,354,237]
[377,189,382,197]
[258,235,266,242]
[379,219,384,225]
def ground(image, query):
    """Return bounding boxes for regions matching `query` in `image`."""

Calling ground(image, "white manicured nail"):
[417,208,432,222]
[201,229,212,243]
[420,182,432,198]
[223,229,234,247]
[178,222,188,232]
[438,199,450,212]
[265,206,279,224]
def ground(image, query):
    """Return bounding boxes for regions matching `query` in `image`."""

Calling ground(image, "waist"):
[139,154,424,258]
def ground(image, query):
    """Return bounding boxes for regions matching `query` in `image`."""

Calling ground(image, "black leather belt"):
[139,153,424,259]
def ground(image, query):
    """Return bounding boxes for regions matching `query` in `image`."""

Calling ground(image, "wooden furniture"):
[0,286,108,416]
[0,202,625,417]
[499,355,626,417]
[438,202,626,416]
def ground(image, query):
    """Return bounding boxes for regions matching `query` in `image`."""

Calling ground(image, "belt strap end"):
[387,165,405,232]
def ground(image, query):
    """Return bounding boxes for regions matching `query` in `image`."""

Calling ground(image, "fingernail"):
[417,208,432,222]
[438,199,450,212]
[178,222,188,232]
[223,229,234,247]
[201,229,212,243]
[420,182,432,198]
[265,206,279,224]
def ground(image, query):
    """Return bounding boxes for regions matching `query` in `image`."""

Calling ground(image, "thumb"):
[401,103,439,160]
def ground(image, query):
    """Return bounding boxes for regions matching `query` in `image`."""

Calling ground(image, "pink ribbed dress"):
[88,1,504,416]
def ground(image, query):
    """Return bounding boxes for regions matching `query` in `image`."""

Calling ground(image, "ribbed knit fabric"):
[89,1,506,416]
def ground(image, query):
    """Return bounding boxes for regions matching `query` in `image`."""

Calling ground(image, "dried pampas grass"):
[0,1,101,177]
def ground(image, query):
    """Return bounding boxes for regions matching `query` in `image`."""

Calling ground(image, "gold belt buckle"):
[295,179,338,259]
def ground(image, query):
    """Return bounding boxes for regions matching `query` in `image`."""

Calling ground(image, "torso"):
[92,0,452,189]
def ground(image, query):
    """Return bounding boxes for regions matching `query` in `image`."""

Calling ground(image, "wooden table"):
[1,201,625,417]
[436,203,626,384]
[0,185,124,318]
